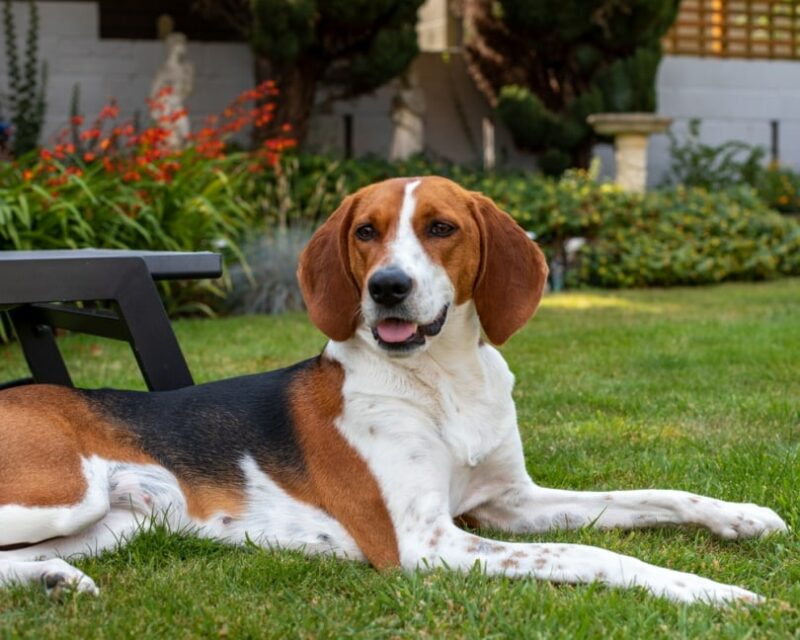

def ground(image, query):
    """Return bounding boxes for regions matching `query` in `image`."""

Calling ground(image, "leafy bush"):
[665,119,765,191]
[665,118,800,213]
[573,186,800,288]
[262,154,800,289]
[756,164,800,213]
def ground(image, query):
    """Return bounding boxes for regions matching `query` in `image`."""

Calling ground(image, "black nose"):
[368,268,413,307]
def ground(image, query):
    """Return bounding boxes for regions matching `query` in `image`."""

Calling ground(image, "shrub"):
[261,154,800,289]
[573,186,800,288]
[665,118,800,214]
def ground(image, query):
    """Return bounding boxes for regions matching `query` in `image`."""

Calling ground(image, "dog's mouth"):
[371,306,449,352]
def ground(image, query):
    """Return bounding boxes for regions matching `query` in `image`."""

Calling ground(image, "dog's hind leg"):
[0,455,112,596]
[0,456,111,546]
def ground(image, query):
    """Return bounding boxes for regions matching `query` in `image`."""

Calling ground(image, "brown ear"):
[297,196,361,341]
[472,193,549,345]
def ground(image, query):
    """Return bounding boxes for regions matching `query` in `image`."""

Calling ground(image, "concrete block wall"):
[0,2,253,144]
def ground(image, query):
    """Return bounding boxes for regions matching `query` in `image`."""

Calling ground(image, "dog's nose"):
[368,268,412,307]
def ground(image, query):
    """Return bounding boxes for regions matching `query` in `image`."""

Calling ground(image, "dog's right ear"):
[297,196,362,342]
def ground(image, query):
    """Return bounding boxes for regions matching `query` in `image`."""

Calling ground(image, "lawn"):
[0,279,798,638]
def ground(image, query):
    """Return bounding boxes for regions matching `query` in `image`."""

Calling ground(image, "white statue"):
[390,70,426,160]
[150,32,194,150]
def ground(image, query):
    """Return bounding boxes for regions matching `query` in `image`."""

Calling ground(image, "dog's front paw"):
[656,575,763,607]
[41,559,99,599]
[700,500,789,539]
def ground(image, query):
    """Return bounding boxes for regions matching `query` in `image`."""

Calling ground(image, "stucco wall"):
[0,2,253,144]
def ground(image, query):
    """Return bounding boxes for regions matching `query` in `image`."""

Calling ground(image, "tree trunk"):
[253,54,319,147]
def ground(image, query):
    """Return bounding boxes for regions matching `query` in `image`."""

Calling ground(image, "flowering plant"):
[0,82,296,315]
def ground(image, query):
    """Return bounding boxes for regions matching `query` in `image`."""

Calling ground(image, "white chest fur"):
[326,304,518,519]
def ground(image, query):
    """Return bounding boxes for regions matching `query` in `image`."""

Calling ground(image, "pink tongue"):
[376,320,417,343]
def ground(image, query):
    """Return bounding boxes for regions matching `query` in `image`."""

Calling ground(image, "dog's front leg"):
[399,494,762,606]
[463,433,788,539]
[470,481,789,539]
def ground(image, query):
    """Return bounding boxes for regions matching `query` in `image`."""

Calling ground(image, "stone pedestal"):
[587,113,672,193]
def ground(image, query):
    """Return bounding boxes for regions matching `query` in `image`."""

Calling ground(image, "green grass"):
[1,280,799,639]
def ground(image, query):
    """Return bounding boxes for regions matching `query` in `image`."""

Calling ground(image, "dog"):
[0,177,788,603]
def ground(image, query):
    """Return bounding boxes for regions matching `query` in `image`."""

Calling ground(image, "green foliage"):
[757,163,800,213]
[258,154,800,289]
[463,0,681,174]
[574,186,800,288]
[665,119,765,191]
[201,0,424,144]
[2,0,47,157]
[666,118,800,213]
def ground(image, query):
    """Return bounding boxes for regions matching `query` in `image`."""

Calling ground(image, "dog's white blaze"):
[382,179,454,324]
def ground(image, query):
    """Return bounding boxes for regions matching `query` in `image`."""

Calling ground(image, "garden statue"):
[390,69,425,160]
[150,31,194,150]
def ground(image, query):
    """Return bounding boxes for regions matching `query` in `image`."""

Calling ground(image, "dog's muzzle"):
[371,305,449,352]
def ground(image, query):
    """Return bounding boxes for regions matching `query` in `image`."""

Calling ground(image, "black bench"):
[0,249,221,391]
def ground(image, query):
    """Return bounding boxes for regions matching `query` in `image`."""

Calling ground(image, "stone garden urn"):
[587,113,672,193]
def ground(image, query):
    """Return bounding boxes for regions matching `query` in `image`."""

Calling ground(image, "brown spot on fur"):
[512,550,527,559]
[534,557,548,568]
[0,386,154,508]
[286,357,400,569]
[178,482,245,520]
[466,535,481,553]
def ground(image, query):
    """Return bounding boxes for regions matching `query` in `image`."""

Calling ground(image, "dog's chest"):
[332,343,516,472]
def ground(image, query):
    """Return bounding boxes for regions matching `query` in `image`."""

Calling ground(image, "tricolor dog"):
[0,177,788,603]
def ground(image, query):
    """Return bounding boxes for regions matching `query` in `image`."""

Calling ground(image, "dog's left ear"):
[297,196,361,341]
[472,193,549,345]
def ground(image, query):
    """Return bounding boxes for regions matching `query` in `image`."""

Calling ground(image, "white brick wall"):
[0,2,253,144]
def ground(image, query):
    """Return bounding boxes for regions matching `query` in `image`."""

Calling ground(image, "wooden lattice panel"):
[664,0,800,59]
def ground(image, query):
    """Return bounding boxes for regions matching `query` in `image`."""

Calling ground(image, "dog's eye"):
[429,221,457,237]
[355,224,377,241]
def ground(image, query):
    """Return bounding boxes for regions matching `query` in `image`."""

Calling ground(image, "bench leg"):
[114,263,194,391]
[8,306,73,387]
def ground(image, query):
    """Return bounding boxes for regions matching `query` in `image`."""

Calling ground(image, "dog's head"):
[298,177,548,355]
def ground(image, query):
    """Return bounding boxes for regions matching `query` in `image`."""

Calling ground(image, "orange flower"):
[99,103,120,120]
[83,152,96,162]
[70,115,84,126]
[22,169,34,181]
